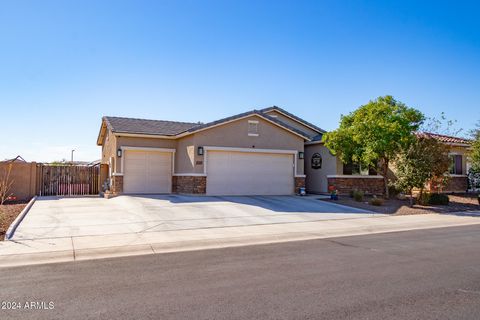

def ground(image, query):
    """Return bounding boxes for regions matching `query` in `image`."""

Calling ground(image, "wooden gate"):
[38,164,100,196]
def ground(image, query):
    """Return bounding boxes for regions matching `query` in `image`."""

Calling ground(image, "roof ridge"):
[259,105,326,133]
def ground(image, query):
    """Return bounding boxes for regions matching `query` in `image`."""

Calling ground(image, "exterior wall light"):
[298,152,304,159]
[117,149,122,157]
[197,146,204,156]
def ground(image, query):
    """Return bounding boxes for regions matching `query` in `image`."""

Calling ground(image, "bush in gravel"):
[369,196,384,206]
[351,190,364,202]
[428,193,449,205]
[417,192,431,206]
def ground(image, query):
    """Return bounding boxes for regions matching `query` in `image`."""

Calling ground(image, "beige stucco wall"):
[304,143,338,193]
[265,110,319,138]
[180,115,305,175]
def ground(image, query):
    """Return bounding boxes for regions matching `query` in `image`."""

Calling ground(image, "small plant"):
[428,193,449,205]
[351,190,364,202]
[0,163,14,205]
[369,196,384,206]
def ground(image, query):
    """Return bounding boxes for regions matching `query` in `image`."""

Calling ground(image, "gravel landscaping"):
[322,193,480,215]
[0,203,27,240]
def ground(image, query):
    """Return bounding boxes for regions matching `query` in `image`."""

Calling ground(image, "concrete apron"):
[1,213,480,268]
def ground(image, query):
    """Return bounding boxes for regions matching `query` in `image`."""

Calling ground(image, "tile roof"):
[101,106,325,142]
[104,116,200,136]
[417,132,471,145]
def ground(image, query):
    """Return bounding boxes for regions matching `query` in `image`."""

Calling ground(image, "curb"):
[5,196,37,240]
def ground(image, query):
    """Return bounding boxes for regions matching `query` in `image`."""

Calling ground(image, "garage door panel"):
[124,150,172,194]
[206,151,294,195]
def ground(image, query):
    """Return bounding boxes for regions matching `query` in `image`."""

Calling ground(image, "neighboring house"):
[97,107,325,196]
[417,132,471,193]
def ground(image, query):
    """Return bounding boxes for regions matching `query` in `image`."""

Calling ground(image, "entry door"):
[123,150,172,194]
[206,151,294,195]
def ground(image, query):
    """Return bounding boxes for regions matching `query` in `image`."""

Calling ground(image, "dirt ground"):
[0,203,27,240]
[322,193,480,215]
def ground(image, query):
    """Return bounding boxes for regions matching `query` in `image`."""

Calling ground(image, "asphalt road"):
[1,225,480,320]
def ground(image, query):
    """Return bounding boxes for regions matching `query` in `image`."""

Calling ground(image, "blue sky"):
[0,0,479,162]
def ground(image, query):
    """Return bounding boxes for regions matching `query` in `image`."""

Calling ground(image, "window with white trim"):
[248,120,259,136]
[449,154,463,175]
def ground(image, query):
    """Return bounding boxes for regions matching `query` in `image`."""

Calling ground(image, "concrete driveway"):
[12,195,376,240]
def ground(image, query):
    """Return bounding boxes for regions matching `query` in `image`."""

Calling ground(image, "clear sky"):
[1,0,479,162]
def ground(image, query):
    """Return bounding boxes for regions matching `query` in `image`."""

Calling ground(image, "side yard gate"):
[38,164,100,196]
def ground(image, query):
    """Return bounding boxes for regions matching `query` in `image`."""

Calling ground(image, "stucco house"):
[97,107,471,197]
[97,107,326,196]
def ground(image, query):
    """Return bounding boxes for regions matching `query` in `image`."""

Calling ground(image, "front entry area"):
[206,150,295,195]
[123,149,173,194]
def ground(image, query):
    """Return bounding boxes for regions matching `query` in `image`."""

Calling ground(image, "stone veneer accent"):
[327,176,385,196]
[294,177,306,194]
[111,175,123,194]
[173,176,207,194]
[443,176,468,193]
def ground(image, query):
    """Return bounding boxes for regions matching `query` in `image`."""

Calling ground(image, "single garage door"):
[123,150,172,194]
[206,151,294,195]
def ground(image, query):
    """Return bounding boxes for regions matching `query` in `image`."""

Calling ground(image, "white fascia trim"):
[204,146,298,154]
[172,173,207,177]
[176,114,311,141]
[326,175,384,179]
[121,146,176,153]
[295,174,306,178]
[120,146,176,175]
[114,132,177,139]
[264,109,323,134]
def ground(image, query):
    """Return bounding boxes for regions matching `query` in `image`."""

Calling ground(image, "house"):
[418,132,471,192]
[96,107,325,196]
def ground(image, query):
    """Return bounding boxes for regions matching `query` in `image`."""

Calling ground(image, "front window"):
[449,154,463,175]
[343,162,377,176]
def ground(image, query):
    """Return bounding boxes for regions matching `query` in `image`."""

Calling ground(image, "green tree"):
[394,136,450,206]
[323,95,424,198]
[470,121,480,172]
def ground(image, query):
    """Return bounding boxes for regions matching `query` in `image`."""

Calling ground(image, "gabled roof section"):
[417,132,471,146]
[97,107,318,145]
[260,106,326,134]
[180,110,311,140]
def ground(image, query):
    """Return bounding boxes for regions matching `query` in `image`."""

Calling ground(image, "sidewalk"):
[1,213,479,268]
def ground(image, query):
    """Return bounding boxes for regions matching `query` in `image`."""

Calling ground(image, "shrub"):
[428,193,449,205]
[369,196,384,206]
[351,190,364,202]
[417,192,431,206]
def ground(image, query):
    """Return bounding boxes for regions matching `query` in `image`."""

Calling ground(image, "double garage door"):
[206,151,294,195]
[123,149,294,195]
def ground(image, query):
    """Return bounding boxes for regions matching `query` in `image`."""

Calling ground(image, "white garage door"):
[206,151,294,195]
[123,150,172,194]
